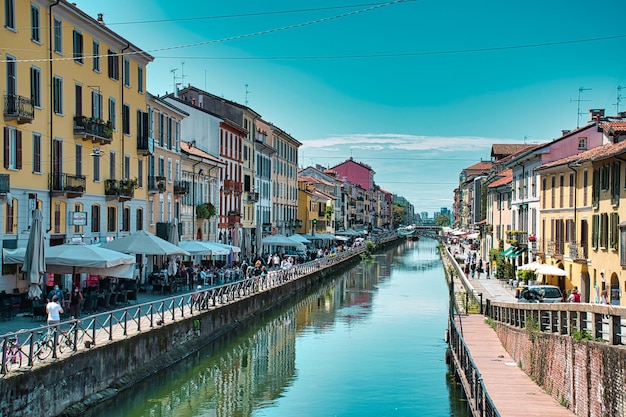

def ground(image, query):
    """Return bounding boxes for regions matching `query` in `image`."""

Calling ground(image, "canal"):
[83,238,467,417]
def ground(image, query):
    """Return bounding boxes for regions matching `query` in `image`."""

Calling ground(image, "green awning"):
[501,247,514,257]
[506,247,526,258]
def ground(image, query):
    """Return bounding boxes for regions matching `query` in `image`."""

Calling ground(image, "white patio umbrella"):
[46,242,136,278]
[518,261,543,271]
[262,234,303,247]
[179,240,214,256]
[23,209,45,299]
[289,234,311,244]
[100,230,189,256]
[167,219,180,275]
[535,264,567,277]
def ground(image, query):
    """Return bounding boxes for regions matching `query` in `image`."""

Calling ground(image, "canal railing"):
[448,315,501,417]
[0,241,381,375]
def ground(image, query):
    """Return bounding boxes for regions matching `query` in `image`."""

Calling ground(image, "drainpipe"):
[119,44,129,238]
[47,1,60,233]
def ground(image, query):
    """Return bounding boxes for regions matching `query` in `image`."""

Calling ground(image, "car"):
[517,285,563,303]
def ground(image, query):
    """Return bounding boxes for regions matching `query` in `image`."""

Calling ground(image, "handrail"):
[0,236,400,374]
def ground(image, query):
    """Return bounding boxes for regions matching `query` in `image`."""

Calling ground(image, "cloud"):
[301,133,517,153]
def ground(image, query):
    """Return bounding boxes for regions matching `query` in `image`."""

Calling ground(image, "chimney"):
[561,129,571,136]
[97,13,104,24]
[589,108,605,122]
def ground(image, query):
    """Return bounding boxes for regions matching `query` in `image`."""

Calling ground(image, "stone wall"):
[494,322,626,417]
[0,254,364,417]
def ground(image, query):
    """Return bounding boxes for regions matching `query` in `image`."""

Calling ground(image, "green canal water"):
[84,238,467,417]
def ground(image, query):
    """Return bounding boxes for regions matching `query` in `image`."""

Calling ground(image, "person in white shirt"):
[46,295,63,326]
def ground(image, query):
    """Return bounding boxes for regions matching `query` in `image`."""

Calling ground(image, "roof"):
[298,175,334,187]
[488,169,513,188]
[491,144,535,159]
[538,139,626,170]
[180,142,224,165]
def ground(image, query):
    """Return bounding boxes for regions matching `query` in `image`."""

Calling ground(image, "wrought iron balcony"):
[247,191,259,203]
[104,179,135,201]
[569,241,588,261]
[49,173,86,197]
[546,240,565,256]
[0,174,9,194]
[223,179,242,193]
[173,180,189,195]
[73,116,113,144]
[4,94,34,123]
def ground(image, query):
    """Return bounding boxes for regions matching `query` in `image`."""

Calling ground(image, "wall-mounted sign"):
[72,211,87,226]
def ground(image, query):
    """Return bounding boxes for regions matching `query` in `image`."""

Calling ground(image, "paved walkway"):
[456,315,576,417]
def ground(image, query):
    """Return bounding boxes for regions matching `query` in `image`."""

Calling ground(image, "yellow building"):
[537,138,626,305]
[270,123,301,236]
[1,1,153,253]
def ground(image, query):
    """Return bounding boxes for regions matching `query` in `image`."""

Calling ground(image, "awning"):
[501,247,514,257]
[506,247,526,258]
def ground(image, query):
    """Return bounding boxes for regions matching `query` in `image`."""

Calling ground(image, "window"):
[167,117,172,149]
[75,143,82,176]
[578,137,587,150]
[33,132,41,173]
[124,154,130,179]
[53,76,63,114]
[73,203,82,234]
[583,170,588,206]
[137,66,143,93]
[75,84,82,116]
[107,206,116,232]
[148,198,154,225]
[123,58,130,87]
[72,30,83,63]
[559,174,564,208]
[138,158,143,188]
[5,199,15,234]
[107,49,119,80]
[30,4,40,42]
[122,206,130,232]
[122,104,130,134]
[158,157,164,177]
[53,18,62,53]
[6,54,16,99]
[158,113,164,146]
[93,150,100,181]
[108,98,116,129]
[569,172,575,207]
[4,0,14,29]
[30,66,41,108]
[92,40,100,72]
[136,208,143,231]
[109,151,116,179]
[53,202,61,234]
[3,126,22,170]
[92,89,102,120]
[167,158,172,182]
[91,205,100,233]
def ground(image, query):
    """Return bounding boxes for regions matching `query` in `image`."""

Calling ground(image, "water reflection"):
[84,239,466,417]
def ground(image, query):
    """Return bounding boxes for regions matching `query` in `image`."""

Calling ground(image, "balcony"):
[546,240,565,257]
[73,116,113,144]
[247,191,259,203]
[173,180,189,195]
[137,135,154,155]
[0,174,9,194]
[147,176,166,194]
[223,179,242,194]
[104,179,136,201]
[506,230,528,247]
[569,242,588,262]
[49,173,86,198]
[4,95,34,124]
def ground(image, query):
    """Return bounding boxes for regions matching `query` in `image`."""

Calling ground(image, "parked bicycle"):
[4,335,23,371]
[33,322,85,359]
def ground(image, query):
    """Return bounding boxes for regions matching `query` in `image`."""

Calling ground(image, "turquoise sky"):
[78,0,626,215]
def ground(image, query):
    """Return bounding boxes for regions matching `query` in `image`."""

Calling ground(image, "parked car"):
[517,285,563,303]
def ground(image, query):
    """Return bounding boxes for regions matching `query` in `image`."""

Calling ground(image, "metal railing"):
[0,241,380,374]
[3,94,34,120]
[448,316,501,417]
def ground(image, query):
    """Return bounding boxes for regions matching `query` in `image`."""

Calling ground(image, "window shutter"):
[142,111,149,139]
[3,128,9,169]
[16,130,22,170]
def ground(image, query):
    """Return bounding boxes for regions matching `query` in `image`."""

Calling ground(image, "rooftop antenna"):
[571,86,591,128]
[180,61,186,87]
[245,84,250,106]
[617,85,624,114]
[171,68,178,94]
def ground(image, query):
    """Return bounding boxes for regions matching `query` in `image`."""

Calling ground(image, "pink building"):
[331,157,375,191]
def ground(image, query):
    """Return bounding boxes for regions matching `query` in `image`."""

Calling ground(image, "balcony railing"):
[247,191,259,203]
[73,116,113,143]
[227,215,241,225]
[0,174,9,194]
[3,94,34,123]
[104,179,135,201]
[569,242,588,261]
[137,135,154,155]
[223,179,242,193]
[546,240,565,256]
[49,173,86,197]
[173,180,189,195]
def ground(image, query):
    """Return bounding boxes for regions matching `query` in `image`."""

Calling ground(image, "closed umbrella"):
[23,209,45,299]
[167,218,180,272]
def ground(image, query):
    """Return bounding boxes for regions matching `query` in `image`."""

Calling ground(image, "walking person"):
[69,287,83,319]
[46,295,64,348]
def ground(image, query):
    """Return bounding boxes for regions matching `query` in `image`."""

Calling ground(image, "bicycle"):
[4,335,23,371]
[32,330,54,360]
[58,322,84,354]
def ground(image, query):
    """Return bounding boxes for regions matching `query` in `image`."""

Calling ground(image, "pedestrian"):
[46,295,63,326]
[567,287,581,302]
[47,284,64,303]
[68,287,83,319]
[486,262,490,279]
[601,289,609,304]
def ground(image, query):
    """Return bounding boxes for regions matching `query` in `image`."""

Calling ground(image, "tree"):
[435,213,450,226]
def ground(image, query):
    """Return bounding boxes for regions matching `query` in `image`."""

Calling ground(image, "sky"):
[76,0,626,216]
